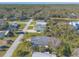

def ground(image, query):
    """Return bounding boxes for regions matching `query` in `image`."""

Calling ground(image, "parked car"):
[16,31,25,34]
[0,45,9,51]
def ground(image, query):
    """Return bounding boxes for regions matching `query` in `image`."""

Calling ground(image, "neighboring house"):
[7,15,17,21]
[0,31,5,39]
[32,52,56,57]
[35,20,47,32]
[68,13,77,18]
[31,36,50,47]
[9,22,19,31]
[0,19,6,29]
[69,21,79,30]
[19,16,26,20]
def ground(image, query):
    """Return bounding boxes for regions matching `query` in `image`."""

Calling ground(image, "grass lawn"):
[17,19,29,22]
[66,18,79,21]
[28,21,36,30]
[28,25,34,29]
[51,18,79,21]
[7,19,29,22]
[24,32,45,39]
[30,21,36,26]
[19,24,25,29]
[0,50,7,57]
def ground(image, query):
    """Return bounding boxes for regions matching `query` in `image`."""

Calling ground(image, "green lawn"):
[30,21,36,26]
[0,49,7,57]
[28,25,34,29]
[7,19,29,22]
[24,32,45,39]
[19,24,25,29]
[28,21,36,30]
[51,18,79,21]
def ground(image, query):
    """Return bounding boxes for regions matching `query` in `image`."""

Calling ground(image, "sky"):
[0,2,79,4]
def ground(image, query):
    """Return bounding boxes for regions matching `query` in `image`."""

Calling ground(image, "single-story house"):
[31,36,50,47]
[68,13,77,18]
[69,21,79,30]
[9,22,19,31]
[32,52,56,57]
[0,19,5,25]
[7,15,17,21]
[19,16,27,20]
[0,19,9,30]
[35,20,47,32]
[0,31,5,39]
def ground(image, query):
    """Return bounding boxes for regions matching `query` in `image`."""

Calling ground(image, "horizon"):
[0,2,79,4]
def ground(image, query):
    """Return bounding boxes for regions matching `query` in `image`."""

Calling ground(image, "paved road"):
[4,19,33,57]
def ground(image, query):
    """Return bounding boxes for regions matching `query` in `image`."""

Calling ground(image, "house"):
[31,36,61,48]
[32,52,56,57]
[69,21,79,30]
[7,15,17,21]
[9,22,19,31]
[19,16,26,20]
[35,20,47,32]
[0,19,5,25]
[68,13,77,18]
[0,31,5,39]
[0,19,9,30]
[31,36,50,47]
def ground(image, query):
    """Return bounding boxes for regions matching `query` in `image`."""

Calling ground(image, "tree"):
[63,43,72,57]
[18,50,29,57]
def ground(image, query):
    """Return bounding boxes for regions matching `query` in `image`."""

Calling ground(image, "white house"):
[69,21,79,30]
[35,20,47,32]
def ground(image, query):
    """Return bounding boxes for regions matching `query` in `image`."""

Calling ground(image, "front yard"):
[24,32,45,39]
[28,21,36,30]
